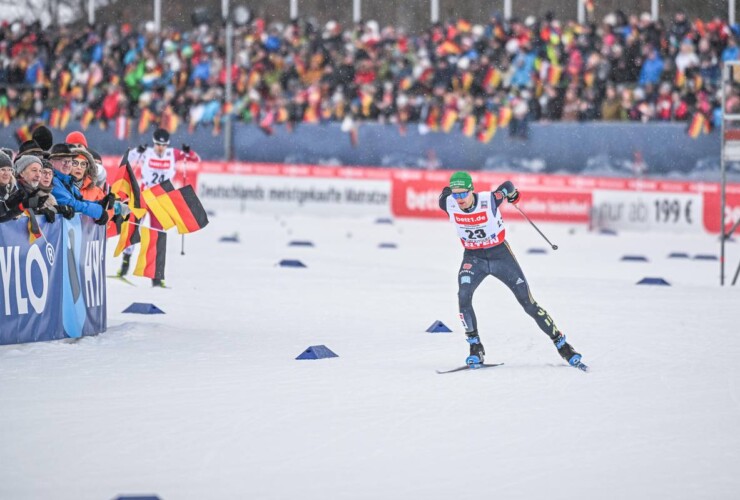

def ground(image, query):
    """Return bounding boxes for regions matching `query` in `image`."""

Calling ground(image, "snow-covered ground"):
[1,211,739,500]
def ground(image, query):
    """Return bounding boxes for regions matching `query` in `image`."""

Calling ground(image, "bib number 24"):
[151,172,167,185]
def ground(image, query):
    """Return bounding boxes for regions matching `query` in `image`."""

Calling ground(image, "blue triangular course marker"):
[693,254,718,261]
[219,234,239,242]
[378,243,397,249]
[668,252,689,259]
[296,345,338,360]
[599,228,618,235]
[289,240,315,247]
[279,259,307,268]
[527,248,547,254]
[621,255,648,262]
[123,303,165,314]
[426,320,453,333]
[375,217,394,224]
[637,277,671,286]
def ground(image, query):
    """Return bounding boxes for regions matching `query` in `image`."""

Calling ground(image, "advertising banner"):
[0,217,63,344]
[0,216,107,346]
[197,172,392,217]
[104,156,740,234]
[591,190,704,233]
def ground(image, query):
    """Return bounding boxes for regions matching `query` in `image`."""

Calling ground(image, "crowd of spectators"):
[2,9,740,136]
[0,126,124,228]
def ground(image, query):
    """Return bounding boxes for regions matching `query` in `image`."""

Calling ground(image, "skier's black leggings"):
[457,242,561,340]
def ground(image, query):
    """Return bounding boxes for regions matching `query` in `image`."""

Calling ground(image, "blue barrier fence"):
[0,122,727,179]
[0,216,107,345]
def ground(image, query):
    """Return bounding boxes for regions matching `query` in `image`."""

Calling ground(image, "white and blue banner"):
[0,216,106,345]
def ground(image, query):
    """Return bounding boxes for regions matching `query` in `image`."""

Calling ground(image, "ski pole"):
[512,203,558,250]
[180,155,188,256]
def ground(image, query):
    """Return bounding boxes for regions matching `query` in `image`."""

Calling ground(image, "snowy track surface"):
[2,212,739,499]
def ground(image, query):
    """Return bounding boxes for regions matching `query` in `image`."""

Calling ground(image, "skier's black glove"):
[57,204,75,219]
[438,186,452,211]
[137,144,147,154]
[182,143,191,154]
[507,190,520,205]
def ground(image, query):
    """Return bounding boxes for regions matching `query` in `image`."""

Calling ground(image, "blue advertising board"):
[0,215,107,345]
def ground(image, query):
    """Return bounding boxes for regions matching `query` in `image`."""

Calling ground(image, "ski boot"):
[465,332,485,368]
[553,334,588,372]
[117,254,131,277]
[152,279,166,288]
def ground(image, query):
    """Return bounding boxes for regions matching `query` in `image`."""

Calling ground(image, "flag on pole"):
[147,182,210,234]
[110,153,147,218]
[132,227,167,280]
[114,219,140,257]
[141,183,177,230]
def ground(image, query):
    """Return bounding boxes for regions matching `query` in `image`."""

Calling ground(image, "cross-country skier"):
[117,128,200,287]
[439,171,587,370]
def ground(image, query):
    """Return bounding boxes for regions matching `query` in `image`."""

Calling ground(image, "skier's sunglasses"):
[451,190,471,200]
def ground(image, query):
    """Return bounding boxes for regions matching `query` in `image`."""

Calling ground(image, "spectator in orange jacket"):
[70,148,104,202]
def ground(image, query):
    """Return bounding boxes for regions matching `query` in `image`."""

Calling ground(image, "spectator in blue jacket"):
[639,48,664,85]
[48,144,110,225]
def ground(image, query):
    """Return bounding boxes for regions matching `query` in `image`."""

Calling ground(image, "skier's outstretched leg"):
[491,243,584,367]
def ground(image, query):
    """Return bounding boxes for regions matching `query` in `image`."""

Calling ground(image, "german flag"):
[584,72,595,88]
[441,109,458,133]
[461,72,474,91]
[547,65,563,85]
[142,182,177,230]
[106,214,124,239]
[81,108,95,130]
[15,124,33,145]
[27,211,42,244]
[425,106,440,131]
[688,113,710,139]
[477,111,497,143]
[110,153,147,219]
[138,108,153,135]
[360,90,374,117]
[132,227,167,280]
[399,76,413,91]
[462,115,477,137]
[498,106,513,128]
[0,105,10,127]
[277,107,289,123]
[59,107,71,130]
[114,220,140,257]
[149,182,210,234]
[482,67,501,89]
[161,106,180,134]
[675,70,686,88]
[59,71,72,97]
[303,105,319,123]
[49,108,61,129]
